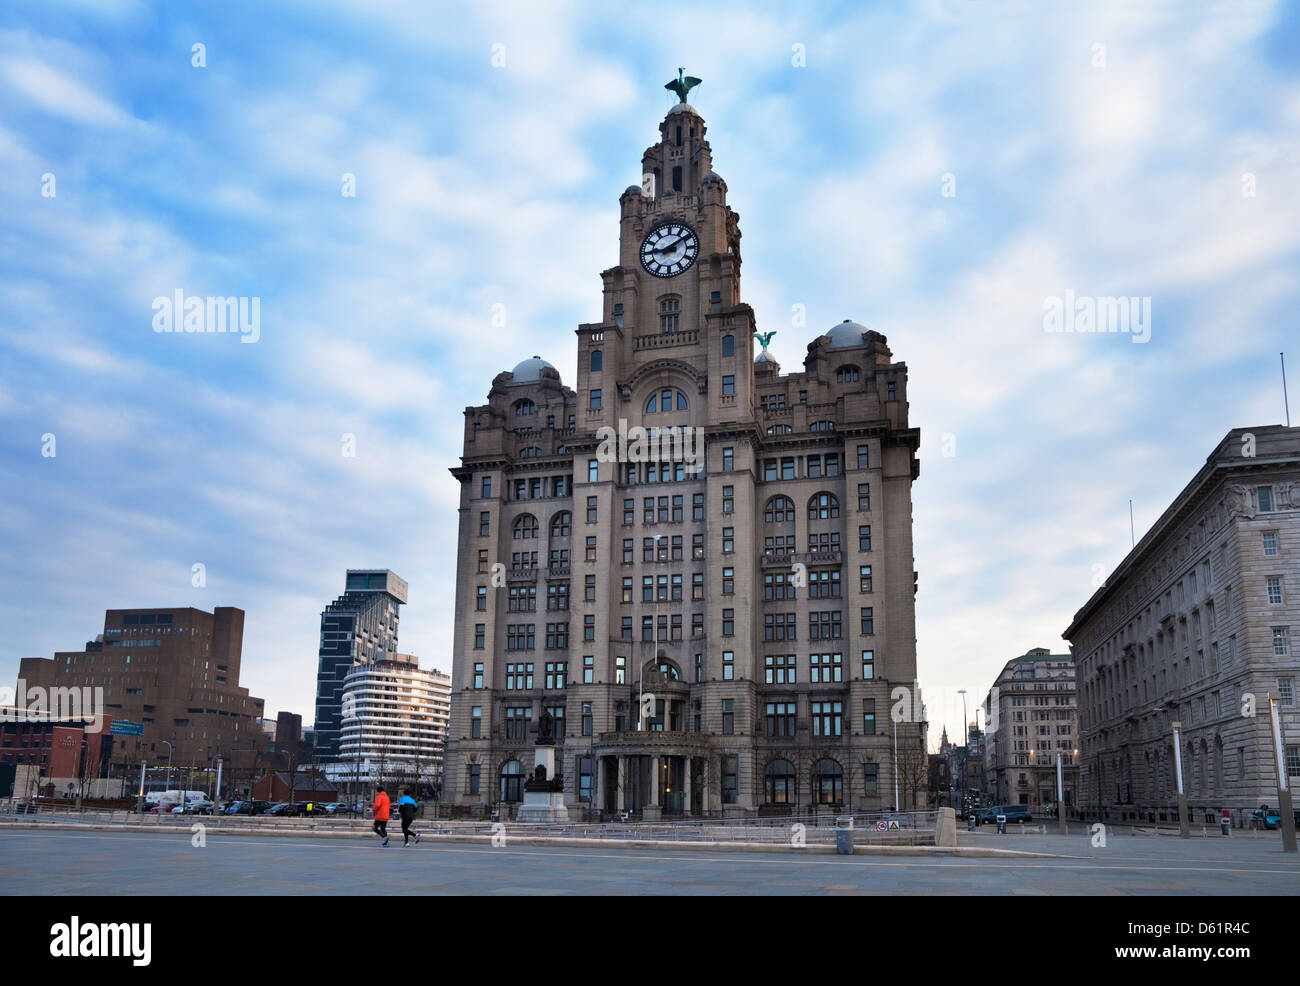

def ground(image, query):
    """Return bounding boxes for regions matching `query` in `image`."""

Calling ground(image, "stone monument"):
[515,709,570,823]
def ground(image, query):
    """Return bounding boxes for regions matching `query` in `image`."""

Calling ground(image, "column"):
[592,755,602,817]
[683,756,693,816]
[617,756,626,812]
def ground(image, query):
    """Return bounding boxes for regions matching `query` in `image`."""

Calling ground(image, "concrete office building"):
[982,648,1079,810]
[1065,426,1300,823]
[17,606,264,785]
[442,81,925,818]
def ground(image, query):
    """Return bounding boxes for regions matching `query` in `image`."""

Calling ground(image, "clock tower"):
[444,75,924,820]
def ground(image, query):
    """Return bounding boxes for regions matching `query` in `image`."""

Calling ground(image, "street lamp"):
[162,740,174,806]
[958,690,968,808]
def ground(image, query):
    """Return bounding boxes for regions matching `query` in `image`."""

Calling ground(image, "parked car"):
[1250,808,1298,830]
[171,801,214,815]
[263,802,294,816]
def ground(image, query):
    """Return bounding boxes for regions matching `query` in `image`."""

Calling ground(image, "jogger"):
[397,788,421,846]
[372,786,390,846]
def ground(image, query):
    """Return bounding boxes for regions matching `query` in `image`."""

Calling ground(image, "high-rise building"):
[1066,425,1300,823]
[982,648,1079,809]
[312,569,408,761]
[442,80,924,818]
[327,655,450,796]
[17,606,265,784]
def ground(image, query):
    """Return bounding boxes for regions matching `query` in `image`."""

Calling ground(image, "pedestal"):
[516,744,569,824]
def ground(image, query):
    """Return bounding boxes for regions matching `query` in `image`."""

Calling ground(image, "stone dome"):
[667,102,699,117]
[824,319,868,349]
[755,348,778,364]
[510,355,559,383]
[702,171,724,185]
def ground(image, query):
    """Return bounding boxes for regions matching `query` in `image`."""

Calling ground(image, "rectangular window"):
[1274,627,1291,656]
[623,498,634,525]
[859,525,872,551]
[1263,530,1279,556]
[722,485,734,514]
[584,574,596,602]
[812,700,843,737]
[722,447,734,472]
[583,614,595,641]
[1280,678,1295,707]
[859,565,873,593]
[722,567,735,595]
[582,701,593,737]
[471,706,482,738]
[1267,576,1284,605]
[474,625,485,650]
[722,527,734,553]
[722,650,734,681]
[589,389,602,410]
[862,698,876,735]
[586,495,598,523]
[863,763,878,795]
[1258,486,1274,512]
[479,511,490,536]
[857,483,870,511]
[583,655,594,684]
[622,539,633,564]
[585,536,597,562]
[722,756,738,804]
[722,608,734,637]
[722,375,735,396]
[722,699,734,735]
[473,662,484,688]
[857,444,869,469]
[545,661,567,689]
[810,652,842,683]
[861,650,874,679]
[766,702,797,737]
[481,475,492,498]
[588,459,599,483]
[476,586,487,611]
[615,656,626,684]
[764,654,796,684]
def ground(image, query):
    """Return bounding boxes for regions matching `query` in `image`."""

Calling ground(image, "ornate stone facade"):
[1066,426,1300,823]
[441,92,924,818]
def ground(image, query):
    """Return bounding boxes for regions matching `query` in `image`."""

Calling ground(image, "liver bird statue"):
[665,68,702,104]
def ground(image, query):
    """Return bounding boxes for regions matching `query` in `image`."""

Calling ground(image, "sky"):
[1,0,1297,751]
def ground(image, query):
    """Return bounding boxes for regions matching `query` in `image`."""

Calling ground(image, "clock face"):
[640,222,699,278]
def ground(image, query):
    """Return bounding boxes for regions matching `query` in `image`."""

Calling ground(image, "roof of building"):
[269,772,337,793]
[824,319,868,349]
[510,355,559,383]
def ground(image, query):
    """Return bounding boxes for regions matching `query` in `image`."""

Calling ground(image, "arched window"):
[656,660,680,680]
[590,349,603,373]
[721,334,734,358]
[835,365,861,384]
[808,492,840,520]
[815,759,843,804]
[765,759,796,804]
[550,512,571,539]
[519,447,541,458]
[810,420,835,432]
[513,399,535,416]
[764,495,795,524]
[659,296,681,333]
[500,761,525,803]
[513,514,539,539]
[645,388,688,414]
[766,424,791,435]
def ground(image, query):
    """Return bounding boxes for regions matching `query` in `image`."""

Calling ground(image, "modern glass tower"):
[312,570,408,761]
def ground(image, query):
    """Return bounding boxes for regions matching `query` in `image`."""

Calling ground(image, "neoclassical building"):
[1066,425,1300,823]
[442,81,924,818]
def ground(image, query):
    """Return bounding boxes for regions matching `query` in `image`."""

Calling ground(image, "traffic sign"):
[109,721,144,736]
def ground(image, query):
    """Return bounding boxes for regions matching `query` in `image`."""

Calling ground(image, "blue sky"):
[1,0,1297,750]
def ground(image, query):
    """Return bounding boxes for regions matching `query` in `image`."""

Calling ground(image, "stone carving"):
[1225,485,1255,520]
[665,67,702,104]
[536,708,555,746]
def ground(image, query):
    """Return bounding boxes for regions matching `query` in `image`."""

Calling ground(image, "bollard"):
[996,814,1006,835]
[1220,810,1231,837]
[835,815,853,855]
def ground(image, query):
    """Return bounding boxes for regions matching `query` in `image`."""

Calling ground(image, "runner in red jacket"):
[372,787,391,847]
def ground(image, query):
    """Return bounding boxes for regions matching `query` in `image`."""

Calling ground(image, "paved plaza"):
[1,827,1296,895]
